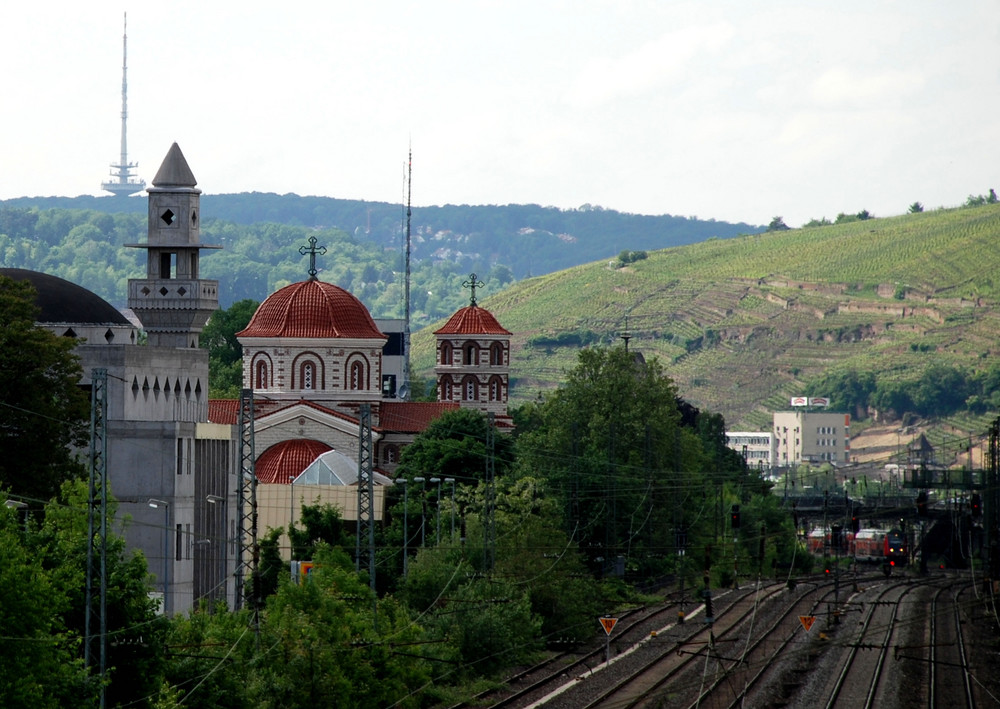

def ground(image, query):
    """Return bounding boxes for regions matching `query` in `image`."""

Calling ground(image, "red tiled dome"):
[238,280,385,339]
[256,439,332,484]
[434,305,511,336]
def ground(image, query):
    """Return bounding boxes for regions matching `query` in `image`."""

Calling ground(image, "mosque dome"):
[238,279,385,339]
[0,268,130,326]
[255,439,332,484]
[434,305,511,336]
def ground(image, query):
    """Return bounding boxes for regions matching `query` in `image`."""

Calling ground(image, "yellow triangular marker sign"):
[799,615,816,632]
[600,616,618,635]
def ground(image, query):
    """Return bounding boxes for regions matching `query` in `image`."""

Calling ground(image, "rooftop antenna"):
[102,13,145,196]
[620,314,632,352]
[400,145,412,400]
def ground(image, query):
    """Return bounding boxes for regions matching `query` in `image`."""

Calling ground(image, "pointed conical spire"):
[151,143,198,188]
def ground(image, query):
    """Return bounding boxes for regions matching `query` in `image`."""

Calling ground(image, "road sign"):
[799,615,816,632]
[599,616,618,635]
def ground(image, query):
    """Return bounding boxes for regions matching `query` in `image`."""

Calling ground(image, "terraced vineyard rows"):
[412,203,1000,429]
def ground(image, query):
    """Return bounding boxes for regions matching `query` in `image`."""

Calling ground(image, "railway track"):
[462,569,995,709]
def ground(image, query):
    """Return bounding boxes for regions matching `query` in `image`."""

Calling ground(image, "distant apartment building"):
[725,432,776,469]
[773,410,851,466]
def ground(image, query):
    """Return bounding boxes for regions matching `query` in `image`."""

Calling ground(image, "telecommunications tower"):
[102,13,145,197]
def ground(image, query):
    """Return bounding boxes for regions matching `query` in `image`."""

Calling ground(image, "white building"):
[725,432,776,469]
[773,410,851,466]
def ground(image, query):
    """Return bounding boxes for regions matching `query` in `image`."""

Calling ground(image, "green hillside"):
[413,203,1000,429]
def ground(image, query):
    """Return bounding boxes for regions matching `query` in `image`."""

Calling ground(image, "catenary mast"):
[102,13,145,197]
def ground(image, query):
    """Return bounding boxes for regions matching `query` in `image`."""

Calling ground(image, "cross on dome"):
[462,273,485,306]
[299,236,327,280]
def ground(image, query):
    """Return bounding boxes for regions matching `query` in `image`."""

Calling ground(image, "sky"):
[2,1,998,227]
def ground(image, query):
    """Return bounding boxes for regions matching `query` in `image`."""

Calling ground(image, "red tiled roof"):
[256,439,332,484]
[434,305,511,336]
[208,399,239,425]
[378,401,459,433]
[209,398,361,426]
[238,279,385,339]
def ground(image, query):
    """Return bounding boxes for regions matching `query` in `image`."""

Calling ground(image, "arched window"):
[463,376,478,402]
[254,360,268,389]
[489,376,503,402]
[302,361,314,390]
[464,343,478,366]
[490,342,504,366]
[441,377,453,401]
[440,342,453,365]
[350,361,364,390]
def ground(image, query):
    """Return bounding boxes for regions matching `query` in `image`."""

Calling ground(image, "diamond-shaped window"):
[160,287,169,296]
[141,286,151,295]
[160,209,175,226]
[177,287,187,296]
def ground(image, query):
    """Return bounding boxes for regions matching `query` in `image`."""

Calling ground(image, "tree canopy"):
[0,276,90,501]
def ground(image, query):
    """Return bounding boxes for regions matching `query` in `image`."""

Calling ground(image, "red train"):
[806,527,908,566]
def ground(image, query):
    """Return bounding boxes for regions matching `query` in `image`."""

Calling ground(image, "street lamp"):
[445,478,456,540]
[206,495,226,607]
[413,477,426,546]
[430,477,442,545]
[5,499,28,532]
[148,499,170,614]
[394,479,410,577]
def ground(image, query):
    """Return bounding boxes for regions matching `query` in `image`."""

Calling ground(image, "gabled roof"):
[378,401,460,433]
[434,305,511,336]
[208,398,361,427]
[238,279,385,339]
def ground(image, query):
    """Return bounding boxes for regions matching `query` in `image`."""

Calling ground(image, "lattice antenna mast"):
[102,13,144,196]
[402,146,412,399]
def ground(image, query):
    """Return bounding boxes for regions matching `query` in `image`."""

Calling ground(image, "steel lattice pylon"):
[356,404,375,590]
[484,412,496,572]
[85,368,108,707]
[236,388,257,611]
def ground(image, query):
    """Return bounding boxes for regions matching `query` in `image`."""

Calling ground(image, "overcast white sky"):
[2,1,998,227]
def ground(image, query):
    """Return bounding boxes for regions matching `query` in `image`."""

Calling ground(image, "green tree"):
[0,482,165,708]
[516,346,708,577]
[766,216,790,231]
[0,276,90,500]
[201,299,259,398]
[908,201,924,213]
[395,408,515,485]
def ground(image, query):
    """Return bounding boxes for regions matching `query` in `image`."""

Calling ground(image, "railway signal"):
[730,505,741,530]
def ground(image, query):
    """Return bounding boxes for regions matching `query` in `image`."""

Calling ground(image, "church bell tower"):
[127,143,220,347]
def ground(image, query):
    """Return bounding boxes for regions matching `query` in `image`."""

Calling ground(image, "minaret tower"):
[102,13,145,197]
[127,143,220,348]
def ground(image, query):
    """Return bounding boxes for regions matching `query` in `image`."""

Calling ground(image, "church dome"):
[238,279,385,339]
[434,305,511,336]
[256,439,332,484]
[0,268,130,325]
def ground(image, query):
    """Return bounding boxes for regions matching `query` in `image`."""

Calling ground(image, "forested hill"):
[0,193,761,279]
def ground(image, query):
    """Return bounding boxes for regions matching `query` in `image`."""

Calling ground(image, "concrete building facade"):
[773,410,851,467]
